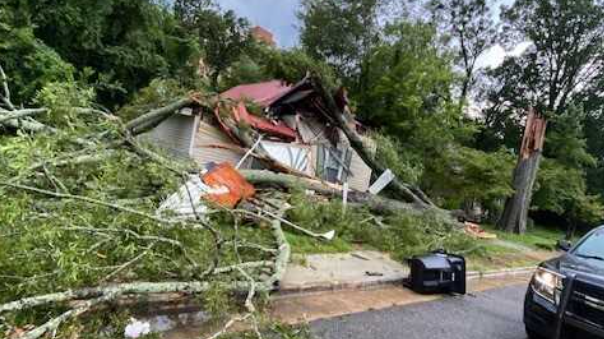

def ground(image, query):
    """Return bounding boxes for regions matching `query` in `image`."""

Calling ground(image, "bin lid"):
[414,254,451,270]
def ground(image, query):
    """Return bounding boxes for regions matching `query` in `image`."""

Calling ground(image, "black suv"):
[524,226,604,339]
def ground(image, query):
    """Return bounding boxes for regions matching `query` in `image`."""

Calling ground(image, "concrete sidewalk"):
[279,250,537,294]
[280,251,409,294]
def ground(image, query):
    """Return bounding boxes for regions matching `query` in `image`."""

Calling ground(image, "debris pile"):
[0,66,461,338]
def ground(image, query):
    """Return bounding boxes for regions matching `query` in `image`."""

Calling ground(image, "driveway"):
[311,284,530,339]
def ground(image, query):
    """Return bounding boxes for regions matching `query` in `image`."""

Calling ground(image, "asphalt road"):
[311,284,530,339]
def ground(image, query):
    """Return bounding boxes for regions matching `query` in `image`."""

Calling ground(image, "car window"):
[574,229,604,259]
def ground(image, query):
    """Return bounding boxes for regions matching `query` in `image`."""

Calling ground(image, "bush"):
[370,132,423,186]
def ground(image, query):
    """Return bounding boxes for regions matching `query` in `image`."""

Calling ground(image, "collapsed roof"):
[218,77,360,145]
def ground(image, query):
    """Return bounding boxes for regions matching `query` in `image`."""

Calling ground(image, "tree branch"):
[125,97,197,136]
[0,108,47,124]
[308,77,435,207]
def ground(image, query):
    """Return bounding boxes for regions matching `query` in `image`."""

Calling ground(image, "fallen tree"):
[308,77,436,208]
[0,66,460,338]
[241,170,419,215]
[0,69,294,338]
[241,170,462,230]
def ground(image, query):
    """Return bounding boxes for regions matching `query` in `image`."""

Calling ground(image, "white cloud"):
[509,41,532,57]
[476,41,533,70]
[476,44,506,70]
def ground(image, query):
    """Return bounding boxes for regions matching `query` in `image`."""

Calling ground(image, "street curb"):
[277,276,406,296]
[277,266,536,296]
[467,267,536,280]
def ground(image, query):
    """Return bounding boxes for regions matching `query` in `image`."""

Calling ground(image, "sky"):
[219,0,302,48]
[219,0,525,69]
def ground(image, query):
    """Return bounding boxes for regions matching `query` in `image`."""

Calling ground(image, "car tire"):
[525,326,545,339]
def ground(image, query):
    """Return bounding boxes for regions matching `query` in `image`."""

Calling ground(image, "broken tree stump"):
[498,107,548,234]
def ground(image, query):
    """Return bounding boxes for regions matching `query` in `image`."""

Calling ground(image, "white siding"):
[142,112,374,191]
[296,116,331,143]
[191,120,243,168]
[140,114,196,159]
[348,148,372,192]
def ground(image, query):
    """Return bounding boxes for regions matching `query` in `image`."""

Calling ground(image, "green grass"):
[482,224,569,251]
[464,225,570,272]
[286,232,354,254]
[283,191,568,273]
[466,242,545,272]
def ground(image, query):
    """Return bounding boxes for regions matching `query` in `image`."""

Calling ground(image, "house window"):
[317,145,353,184]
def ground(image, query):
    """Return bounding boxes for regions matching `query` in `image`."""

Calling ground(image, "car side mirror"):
[557,240,572,252]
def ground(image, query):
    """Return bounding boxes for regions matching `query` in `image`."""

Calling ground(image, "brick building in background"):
[251,26,276,47]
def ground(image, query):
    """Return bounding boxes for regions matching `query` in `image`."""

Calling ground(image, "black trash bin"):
[406,251,466,295]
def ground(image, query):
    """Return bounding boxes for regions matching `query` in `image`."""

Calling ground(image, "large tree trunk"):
[241,170,460,228]
[309,78,435,208]
[498,108,547,234]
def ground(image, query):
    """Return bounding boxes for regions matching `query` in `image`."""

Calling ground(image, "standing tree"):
[490,0,604,233]
[298,0,383,96]
[427,0,497,103]
[581,81,604,201]
[176,0,253,89]
[3,0,197,107]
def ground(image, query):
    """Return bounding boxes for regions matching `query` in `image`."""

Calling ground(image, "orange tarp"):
[202,162,255,208]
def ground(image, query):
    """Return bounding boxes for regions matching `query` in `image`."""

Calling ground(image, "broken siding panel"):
[297,116,331,143]
[261,141,313,175]
[141,114,196,159]
[348,136,375,192]
[191,120,243,167]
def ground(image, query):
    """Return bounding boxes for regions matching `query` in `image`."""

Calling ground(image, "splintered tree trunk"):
[498,108,548,234]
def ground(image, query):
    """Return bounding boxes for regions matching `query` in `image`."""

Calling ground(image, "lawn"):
[481,223,570,251]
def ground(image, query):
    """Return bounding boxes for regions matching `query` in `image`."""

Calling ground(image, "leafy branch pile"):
[0,57,479,337]
[0,68,295,339]
[285,189,482,261]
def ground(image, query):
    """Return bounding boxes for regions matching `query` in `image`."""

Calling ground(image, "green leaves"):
[299,0,383,87]
[360,22,459,143]
[178,2,254,89]
[423,146,515,211]
[533,159,604,225]
[370,132,424,186]
[2,0,199,108]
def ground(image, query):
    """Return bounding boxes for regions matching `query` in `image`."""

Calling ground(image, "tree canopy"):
[1,0,603,233]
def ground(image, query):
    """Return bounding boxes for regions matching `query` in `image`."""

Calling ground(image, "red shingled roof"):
[220,80,292,107]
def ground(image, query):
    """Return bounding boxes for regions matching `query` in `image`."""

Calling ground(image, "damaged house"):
[143,78,374,192]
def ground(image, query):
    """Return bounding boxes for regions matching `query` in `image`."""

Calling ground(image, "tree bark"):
[242,169,432,216]
[125,97,197,136]
[565,215,577,240]
[498,108,547,234]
